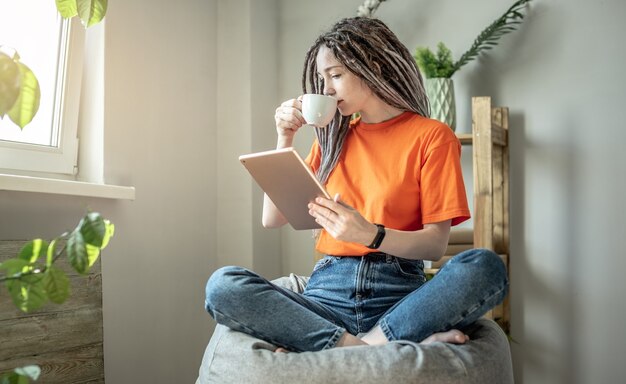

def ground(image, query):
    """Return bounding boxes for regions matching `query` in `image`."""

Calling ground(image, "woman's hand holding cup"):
[274,94,338,148]
[274,98,307,146]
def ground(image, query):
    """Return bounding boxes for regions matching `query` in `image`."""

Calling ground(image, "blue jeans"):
[205,248,508,352]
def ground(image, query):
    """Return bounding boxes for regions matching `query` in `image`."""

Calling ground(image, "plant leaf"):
[100,220,115,250]
[79,212,107,247]
[14,366,41,381]
[0,51,22,116]
[86,244,101,268]
[77,0,108,27]
[43,266,70,304]
[414,43,456,78]
[47,238,58,267]
[7,274,48,312]
[67,230,89,274]
[56,0,78,18]
[452,0,532,74]
[18,239,48,264]
[7,61,40,129]
[0,371,24,384]
[0,258,29,275]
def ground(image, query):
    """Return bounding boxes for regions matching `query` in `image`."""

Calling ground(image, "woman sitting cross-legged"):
[204,16,508,353]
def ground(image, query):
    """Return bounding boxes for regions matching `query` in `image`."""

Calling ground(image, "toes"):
[421,330,469,345]
[449,330,468,344]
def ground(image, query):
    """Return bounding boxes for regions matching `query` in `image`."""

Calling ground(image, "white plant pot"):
[425,77,456,131]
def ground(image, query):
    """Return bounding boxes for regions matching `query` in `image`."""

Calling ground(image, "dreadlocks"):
[302,17,429,184]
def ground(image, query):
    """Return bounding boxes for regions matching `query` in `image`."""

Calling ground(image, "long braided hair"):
[302,17,430,184]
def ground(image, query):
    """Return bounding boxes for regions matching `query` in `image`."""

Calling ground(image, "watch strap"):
[367,224,386,249]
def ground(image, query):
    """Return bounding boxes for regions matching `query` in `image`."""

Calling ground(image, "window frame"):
[0,16,85,176]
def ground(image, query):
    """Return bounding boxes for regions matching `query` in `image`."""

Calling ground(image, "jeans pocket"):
[392,257,426,281]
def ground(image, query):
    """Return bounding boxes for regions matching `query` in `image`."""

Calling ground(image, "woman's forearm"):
[262,194,288,228]
[376,221,451,261]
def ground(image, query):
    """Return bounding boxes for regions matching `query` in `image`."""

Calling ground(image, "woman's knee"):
[205,266,250,312]
[450,248,508,284]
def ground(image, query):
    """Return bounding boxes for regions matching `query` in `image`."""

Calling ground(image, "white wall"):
[277,1,626,383]
[2,0,279,383]
[2,0,625,383]
[103,0,281,382]
[102,1,218,382]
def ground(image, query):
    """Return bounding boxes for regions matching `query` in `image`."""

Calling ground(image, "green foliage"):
[0,212,114,313]
[43,266,70,304]
[414,42,456,78]
[55,0,78,18]
[6,274,48,313]
[0,52,22,115]
[0,366,40,384]
[0,213,114,382]
[0,50,40,129]
[413,0,533,78]
[57,0,108,27]
[1,2,110,381]
[78,0,108,27]
[1,0,107,131]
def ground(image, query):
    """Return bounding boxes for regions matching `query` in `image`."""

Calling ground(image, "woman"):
[205,17,508,353]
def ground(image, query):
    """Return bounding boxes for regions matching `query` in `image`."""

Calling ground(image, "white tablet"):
[239,147,330,230]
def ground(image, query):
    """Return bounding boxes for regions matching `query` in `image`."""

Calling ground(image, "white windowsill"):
[0,173,135,200]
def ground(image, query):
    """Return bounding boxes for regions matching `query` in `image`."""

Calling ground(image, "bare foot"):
[420,329,469,345]
[359,325,388,346]
[336,332,368,348]
[274,332,367,353]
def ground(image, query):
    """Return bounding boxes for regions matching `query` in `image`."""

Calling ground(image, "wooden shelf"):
[456,133,473,145]
[449,99,512,331]
[471,97,510,332]
[456,122,508,147]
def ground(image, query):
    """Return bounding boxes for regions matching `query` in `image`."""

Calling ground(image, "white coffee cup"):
[301,94,337,127]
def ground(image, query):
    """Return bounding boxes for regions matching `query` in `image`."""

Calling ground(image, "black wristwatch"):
[366,224,386,249]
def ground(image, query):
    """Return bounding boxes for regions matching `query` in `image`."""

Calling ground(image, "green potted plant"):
[414,43,458,130]
[0,212,114,383]
[413,0,533,130]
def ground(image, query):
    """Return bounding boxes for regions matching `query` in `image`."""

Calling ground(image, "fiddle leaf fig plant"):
[0,0,107,129]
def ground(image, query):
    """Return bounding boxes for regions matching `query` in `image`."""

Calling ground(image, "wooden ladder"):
[428,97,510,332]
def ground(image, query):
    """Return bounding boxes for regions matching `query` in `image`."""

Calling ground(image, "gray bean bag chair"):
[196,274,513,384]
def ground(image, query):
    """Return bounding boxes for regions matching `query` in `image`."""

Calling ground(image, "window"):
[0,1,85,175]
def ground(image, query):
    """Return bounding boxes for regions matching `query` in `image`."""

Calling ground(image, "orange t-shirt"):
[305,111,470,256]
